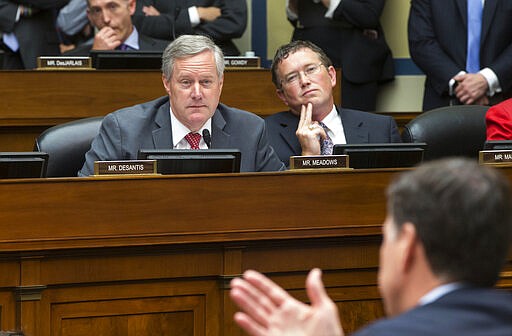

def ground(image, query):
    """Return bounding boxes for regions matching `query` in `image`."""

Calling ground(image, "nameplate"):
[224,56,261,69]
[94,160,157,175]
[289,155,349,170]
[479,150,512,166]
[37,56,92,70]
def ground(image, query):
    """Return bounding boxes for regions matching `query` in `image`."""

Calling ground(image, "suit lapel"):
[340,108,368,143]
[455,0,467,26]
[211,105,230,148]
[279,117,302,154]
[152,100,173,148]
[481,0,498,45]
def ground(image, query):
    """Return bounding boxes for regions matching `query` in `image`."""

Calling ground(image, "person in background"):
[67,0,169,56]
[56,0,93,54]
[286,0,394,111]
[230,158,512,336]
[79,34,284,176]
[486,98,512,140]
[265,40,400,168]
[132,0,247,56]
[0,0,69,69]
[408,0,512,111]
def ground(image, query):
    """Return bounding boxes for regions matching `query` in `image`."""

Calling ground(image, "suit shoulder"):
[340,107,393,122]
[108,96,168,121]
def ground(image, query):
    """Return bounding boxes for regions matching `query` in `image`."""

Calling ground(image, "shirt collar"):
[418,283,465,306]
[320,105,346,145]
[123,27,140,50]
[169,106,212,148]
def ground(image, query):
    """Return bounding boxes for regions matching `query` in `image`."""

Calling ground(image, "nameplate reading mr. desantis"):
[479,150,512,166]
[289,155,349,170]
[94,160,157,176]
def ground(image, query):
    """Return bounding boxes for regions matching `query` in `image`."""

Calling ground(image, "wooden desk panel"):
[0,169,509,335]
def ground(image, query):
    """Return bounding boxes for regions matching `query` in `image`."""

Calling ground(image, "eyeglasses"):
[281,63,324,87]
[88,2,124,19]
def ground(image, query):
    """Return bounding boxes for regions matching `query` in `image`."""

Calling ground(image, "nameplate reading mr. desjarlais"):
[94,160,157,176]
[290,155,348,170]
[37,56,92,70]
[479,150,512,166]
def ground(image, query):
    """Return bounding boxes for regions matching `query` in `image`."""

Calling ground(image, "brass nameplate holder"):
[224,56,261,69]
[37,56,92,70]
[290,155,349,170]
[479,150,512,166]
[94,160,157,176]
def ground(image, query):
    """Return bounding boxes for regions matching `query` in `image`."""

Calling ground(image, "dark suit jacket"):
[265,107,401,168]
[0,0,69,69]
[409,0,512,111]
[291,0,393,84]
[353,287,512,335]
[65,32,170,56]
[132,0,247,56]
[79,96,285,176]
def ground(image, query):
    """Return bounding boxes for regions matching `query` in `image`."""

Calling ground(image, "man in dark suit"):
[67,0,169,56]
[266,40,400,168]
[79,34,284,176]
[409,0,512,111]
[230,157,512,336]
[287,0,394,111]
[0,0,69,69]
[132,0,247,56]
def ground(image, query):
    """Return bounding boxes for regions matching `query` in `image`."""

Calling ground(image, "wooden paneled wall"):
[0,169,510,335]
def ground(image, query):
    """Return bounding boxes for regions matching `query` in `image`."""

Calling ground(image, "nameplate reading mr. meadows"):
[37,56,92,70]
[290,155,349,170]
[479,150,512,165]
[224,56,261,69]
[94,160,157,176]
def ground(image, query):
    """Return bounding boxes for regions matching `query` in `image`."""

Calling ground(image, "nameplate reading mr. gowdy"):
[479,150,512,165]
[37,56,92,70]
[224,56,261,69]
[94,160,157,176]
[289,155,349,170]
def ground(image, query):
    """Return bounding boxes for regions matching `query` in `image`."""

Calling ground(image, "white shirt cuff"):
[479,67,501,96]
[325,0,342,18]
[15,6,21,22]
[188,6,200,27]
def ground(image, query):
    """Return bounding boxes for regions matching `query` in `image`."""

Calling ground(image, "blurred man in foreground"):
[231,158,512,335]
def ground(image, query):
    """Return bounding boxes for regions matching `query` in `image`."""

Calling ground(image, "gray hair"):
[161,35,225,80]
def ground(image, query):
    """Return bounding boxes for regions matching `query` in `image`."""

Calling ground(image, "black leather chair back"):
[401,105,489,160]
[34,117,103,177]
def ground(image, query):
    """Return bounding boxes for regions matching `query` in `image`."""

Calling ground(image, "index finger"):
[243,270,291,307]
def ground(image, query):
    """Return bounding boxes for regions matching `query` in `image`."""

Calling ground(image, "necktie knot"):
[185,132,202,149]
[117,43,129,51]
[319,122,334,155]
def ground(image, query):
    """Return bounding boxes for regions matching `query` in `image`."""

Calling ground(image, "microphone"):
[202,129,211,148]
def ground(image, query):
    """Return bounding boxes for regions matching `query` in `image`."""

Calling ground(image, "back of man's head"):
[387,158,512,287]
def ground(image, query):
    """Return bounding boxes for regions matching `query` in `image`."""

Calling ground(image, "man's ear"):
[162,74,171,95]
[276,89,289,106]
[399,222,418,273]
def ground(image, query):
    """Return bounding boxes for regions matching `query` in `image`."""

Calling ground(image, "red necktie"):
[185,132,201,149]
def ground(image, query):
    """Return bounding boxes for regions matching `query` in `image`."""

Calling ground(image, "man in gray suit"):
[266,40,401,168]
[230,158,512,336]
[79,34,285,176]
